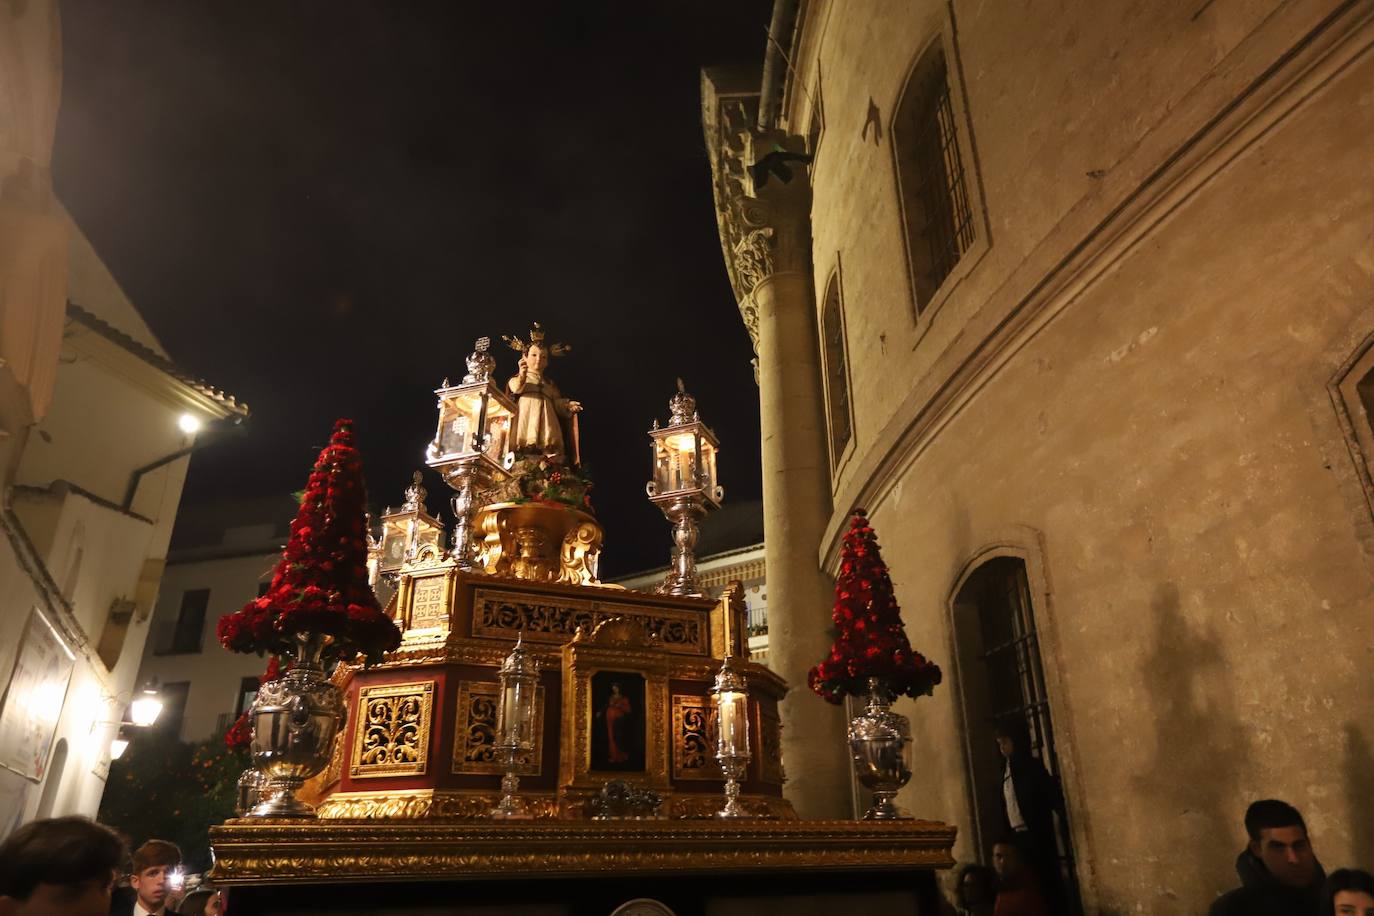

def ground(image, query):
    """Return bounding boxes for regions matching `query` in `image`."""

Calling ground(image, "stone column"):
[732,131,852,819]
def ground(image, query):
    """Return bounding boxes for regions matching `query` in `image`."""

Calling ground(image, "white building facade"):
[134,499,296,743]
[0,0,246,836]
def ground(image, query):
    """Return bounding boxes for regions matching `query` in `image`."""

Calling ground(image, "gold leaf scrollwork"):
[453,681,545,775]
[473,589,706,655]
[350,682,435,778]
[672,695,716,781]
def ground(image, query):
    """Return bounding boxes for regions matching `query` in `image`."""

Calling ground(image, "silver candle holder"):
[711,655,751,818]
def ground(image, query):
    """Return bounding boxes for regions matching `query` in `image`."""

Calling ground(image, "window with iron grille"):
[820,270,853,471]
[954,557,1082,913]
[894,44,976,314]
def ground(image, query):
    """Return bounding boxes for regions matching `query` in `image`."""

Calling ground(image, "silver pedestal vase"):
[848,677,913,820]
[248,633,346,818]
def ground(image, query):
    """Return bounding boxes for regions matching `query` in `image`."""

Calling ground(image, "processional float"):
[210,325,955,915]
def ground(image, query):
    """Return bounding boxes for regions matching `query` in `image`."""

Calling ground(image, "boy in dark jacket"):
[1209,799,1325,916]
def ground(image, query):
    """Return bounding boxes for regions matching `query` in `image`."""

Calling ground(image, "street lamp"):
[425,337,516,570]
[646,379,724,595]
[92,679,163,760]
[129,679,164,728]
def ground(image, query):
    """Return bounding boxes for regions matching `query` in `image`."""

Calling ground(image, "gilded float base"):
[209,817,958,885]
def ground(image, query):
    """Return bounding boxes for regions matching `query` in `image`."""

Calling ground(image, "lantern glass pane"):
[485,413,511,460]
[380,525,406,567]
[715,690,749,757]
[438,404,475,456]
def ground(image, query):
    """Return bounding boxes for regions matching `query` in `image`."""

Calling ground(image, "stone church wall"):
[773,0,1374,910]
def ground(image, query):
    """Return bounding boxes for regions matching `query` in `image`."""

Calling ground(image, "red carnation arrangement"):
[216,419,400,667]
[808,510,942,704]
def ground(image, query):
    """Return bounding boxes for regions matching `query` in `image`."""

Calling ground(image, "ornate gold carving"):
[472,502,604,585]
[473,588,707,656]
[560,521,603,585]
[409,575,448,630]
[209,817,951,884]
[350,681,435,778]
[453,681,546,775]
[755,704,784,786]
[671,695,715,781]
[561,619,672,793]
[316,789,559,820]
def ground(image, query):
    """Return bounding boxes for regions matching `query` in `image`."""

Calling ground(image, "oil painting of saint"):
[591,671,645,772]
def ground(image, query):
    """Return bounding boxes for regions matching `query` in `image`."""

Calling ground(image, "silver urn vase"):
[848,677,913,820]
[248,633,346,818]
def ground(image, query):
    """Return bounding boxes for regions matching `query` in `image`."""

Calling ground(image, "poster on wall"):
[0,608,76,782]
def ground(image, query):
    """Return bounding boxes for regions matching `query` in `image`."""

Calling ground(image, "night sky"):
[53,2,771,577]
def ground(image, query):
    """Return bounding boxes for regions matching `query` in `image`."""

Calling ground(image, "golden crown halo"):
[502,321,571,357]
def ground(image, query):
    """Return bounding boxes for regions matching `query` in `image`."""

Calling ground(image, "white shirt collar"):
[134,901,166,916]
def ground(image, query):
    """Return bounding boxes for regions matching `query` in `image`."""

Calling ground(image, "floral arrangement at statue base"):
[216,419,401,818]
[494,449,595,513]
[809,510,942,820]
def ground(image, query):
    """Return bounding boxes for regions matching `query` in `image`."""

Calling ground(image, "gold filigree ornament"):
[453,680,546,775]
[671,695,715,781]
[350,681,435,778]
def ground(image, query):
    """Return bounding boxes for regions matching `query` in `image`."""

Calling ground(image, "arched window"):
[893,43,976,314]
[819,268,853,472]
[952,556,1082,911]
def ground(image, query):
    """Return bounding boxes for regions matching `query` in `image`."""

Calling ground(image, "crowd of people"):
[0,817,222,916]
[947,717,1374,915]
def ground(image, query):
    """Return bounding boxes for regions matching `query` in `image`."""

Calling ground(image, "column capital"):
[702,75,813,359]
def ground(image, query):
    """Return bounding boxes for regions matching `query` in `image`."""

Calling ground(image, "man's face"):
[1251,825,1317,887]
[130,865,171,908]
[992,843,1022,879]
[0,876,113,916]
[996,736,1015,757]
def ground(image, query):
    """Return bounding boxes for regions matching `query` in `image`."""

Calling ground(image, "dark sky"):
[53,2,770,577]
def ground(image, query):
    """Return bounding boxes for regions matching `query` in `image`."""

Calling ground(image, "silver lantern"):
[711,655,751,818]
[490,634,540,818]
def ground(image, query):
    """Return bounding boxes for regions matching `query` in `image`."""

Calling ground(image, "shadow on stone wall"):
[1344,724,1374,864]
[1133,581,1253,908]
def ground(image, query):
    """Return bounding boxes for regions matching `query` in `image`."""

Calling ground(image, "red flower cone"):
[808,510,942,704]
[216,419,400,666]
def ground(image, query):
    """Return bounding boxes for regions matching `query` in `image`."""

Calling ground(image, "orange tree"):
[97,726,247,872]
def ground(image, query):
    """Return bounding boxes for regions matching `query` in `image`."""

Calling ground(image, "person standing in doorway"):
[994,717,1065,910]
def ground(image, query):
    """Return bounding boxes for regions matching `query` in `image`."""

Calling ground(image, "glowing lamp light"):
[109,737,129,760]
[178,413,202,434]
[129,682,163,728]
